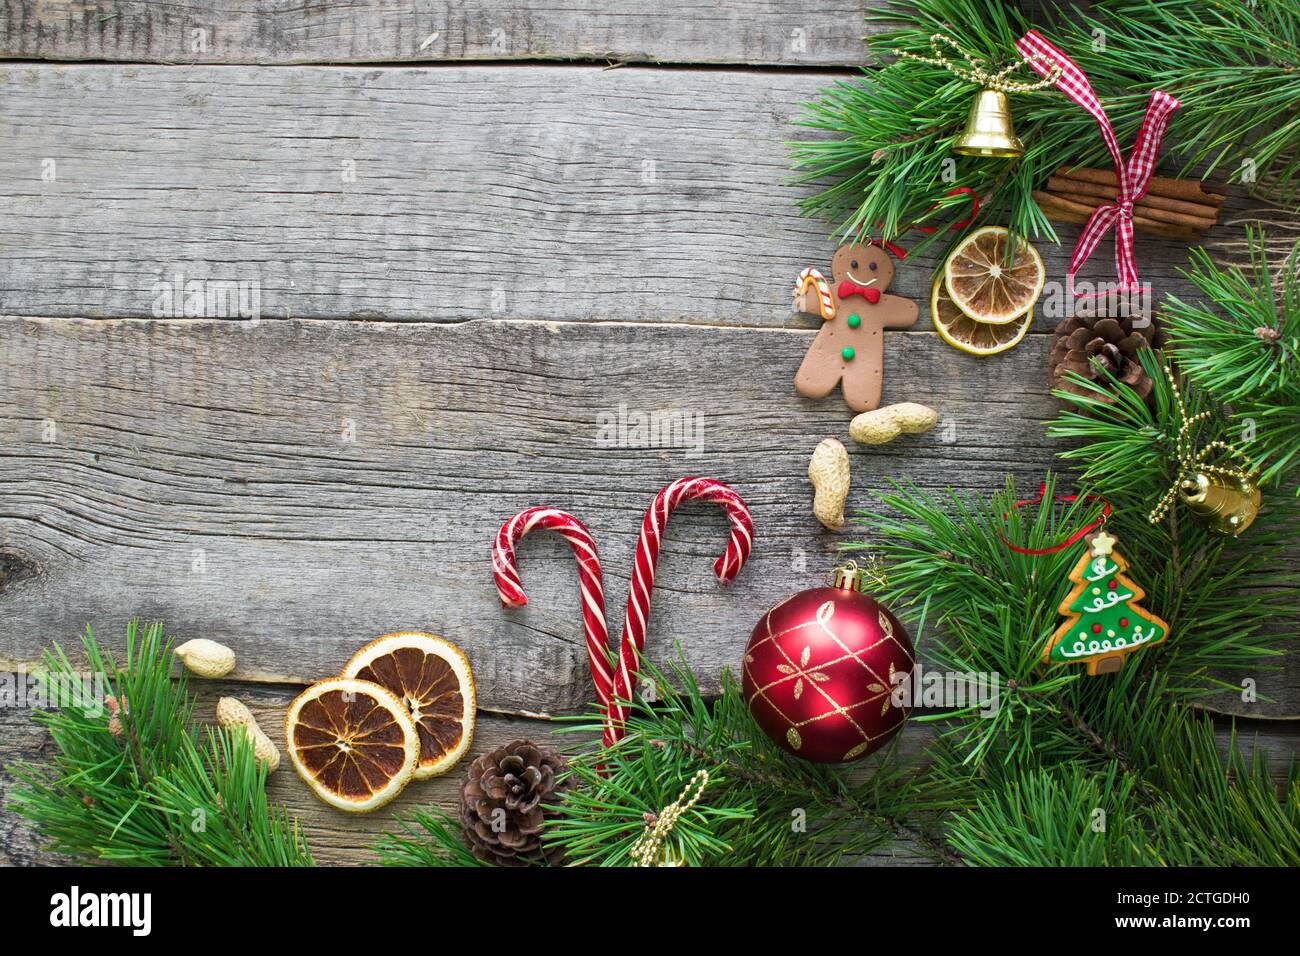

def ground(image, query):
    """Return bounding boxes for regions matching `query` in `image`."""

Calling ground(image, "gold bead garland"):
[628,769,709,867]
[1148,360,1257,525]
[897,34,1063,93]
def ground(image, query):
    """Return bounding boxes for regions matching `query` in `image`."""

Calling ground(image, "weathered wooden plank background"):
[0,0,876,65]
[1,0,1296,865]
[0,316,1072,713]
[0,63,1250,327]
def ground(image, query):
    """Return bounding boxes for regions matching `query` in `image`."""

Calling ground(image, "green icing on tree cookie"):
[1044,533,1170,676]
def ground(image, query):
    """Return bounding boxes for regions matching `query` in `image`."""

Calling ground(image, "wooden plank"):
[0,63,1224,327]
[0,314,1067,715]
[2,315,1296,717]
[3,676,1295,865]
[0,0,878,66]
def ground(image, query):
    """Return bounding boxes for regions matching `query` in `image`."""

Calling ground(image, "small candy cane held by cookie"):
[794,268,835,320]
[492,508,613,719]
[608,477,753,746]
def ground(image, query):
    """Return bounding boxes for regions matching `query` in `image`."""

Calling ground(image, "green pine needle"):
[1160,228,1300,488]
[544,654,961,866]
[6,621,313,866]
[373,807,487,867]
[855,480,1300,865]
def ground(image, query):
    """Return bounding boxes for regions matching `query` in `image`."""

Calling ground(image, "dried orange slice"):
[339,632,476,779]
[943,226,1045,325]
[285,677,419,813]
[931,277,1032,356]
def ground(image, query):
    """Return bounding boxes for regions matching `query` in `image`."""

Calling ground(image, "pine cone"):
[1047,312,1160,402]
[459,739,569,866]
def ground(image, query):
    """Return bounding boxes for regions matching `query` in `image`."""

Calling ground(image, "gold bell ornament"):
[1178,471,1262,536]
[899,35,1062,160]
[954,89,1023,157]
[1150,361,1262,537]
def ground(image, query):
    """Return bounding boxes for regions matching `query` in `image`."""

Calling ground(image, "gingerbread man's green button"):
[846,313,861,329]
[841,346,856,361]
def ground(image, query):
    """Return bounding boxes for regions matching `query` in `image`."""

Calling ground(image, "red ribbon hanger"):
[997,483,1111,556]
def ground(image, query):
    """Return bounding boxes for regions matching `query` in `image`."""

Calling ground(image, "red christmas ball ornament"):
[742,563,915,763]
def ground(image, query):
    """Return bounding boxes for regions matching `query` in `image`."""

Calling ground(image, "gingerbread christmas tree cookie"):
[1043,530,1169,676]
[792,244,919,412]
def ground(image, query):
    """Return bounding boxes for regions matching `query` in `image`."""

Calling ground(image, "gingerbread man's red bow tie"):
[838,281,881,303]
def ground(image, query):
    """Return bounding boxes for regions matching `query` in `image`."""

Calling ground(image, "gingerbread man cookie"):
[793,245,919,413]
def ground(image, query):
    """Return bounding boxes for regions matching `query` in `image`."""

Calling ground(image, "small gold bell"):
[1178,472,1262,536]
[952,88,1024,158]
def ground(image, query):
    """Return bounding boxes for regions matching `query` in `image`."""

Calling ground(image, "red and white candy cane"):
[794,268,835,320]
[608,477,753,745]
[492,508,613,718]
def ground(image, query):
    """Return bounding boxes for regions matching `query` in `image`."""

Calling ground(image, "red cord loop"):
[997,483,1111,556]
[872,187,980,260]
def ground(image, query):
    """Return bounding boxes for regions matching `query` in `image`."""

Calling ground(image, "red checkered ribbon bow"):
[1015,30,1180,296]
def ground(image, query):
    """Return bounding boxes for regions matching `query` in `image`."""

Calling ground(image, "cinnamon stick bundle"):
[1038,166,1226,241]
[1055,167,1227,205]
[1033,191,1202,241]
[1046,177,1218,221]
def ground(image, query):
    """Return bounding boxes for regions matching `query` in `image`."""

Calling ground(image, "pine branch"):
[853,460,1297,862]
[1161,229,1300,488]
[1060,0,1300,197]
[793,0,1300,256]
[373,807,486,867]
[934,675,1299,866]
[6,621,313,867]
[541,654,960,867]
[668,725,963,865]
[1047,350,1299,686]
[793,0,1059,258]
[946,763,1160,866]
[1061,689,1300,866]
[860,487,1298,864]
